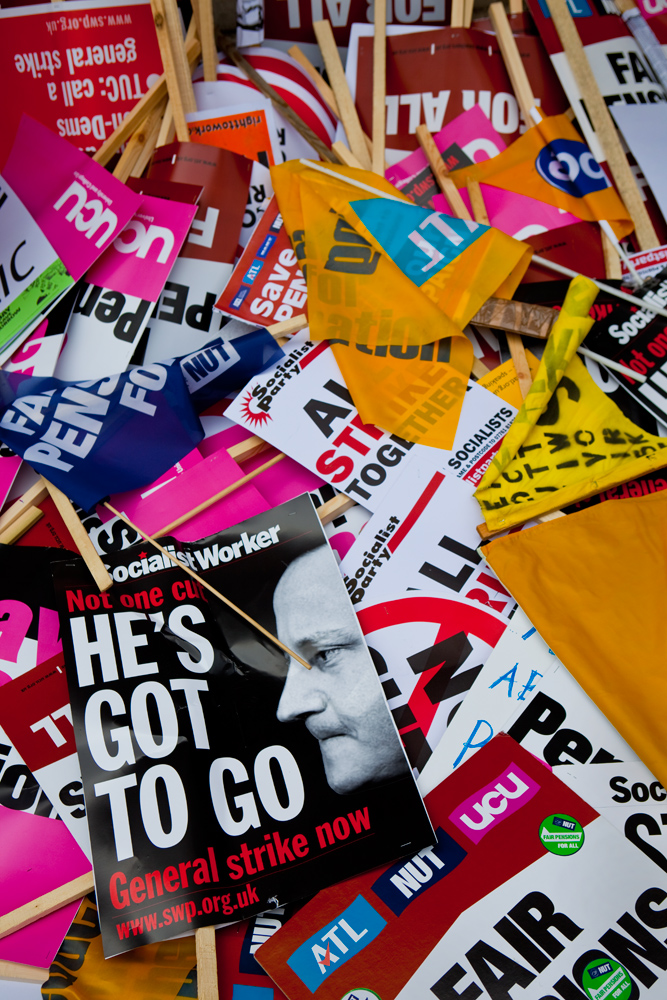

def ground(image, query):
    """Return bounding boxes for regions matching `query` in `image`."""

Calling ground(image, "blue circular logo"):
[535,138,609,196]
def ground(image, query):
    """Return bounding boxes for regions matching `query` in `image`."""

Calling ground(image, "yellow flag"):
[270,159,532,447]
[475,277,667,530]
[483,492,667,789]
[451,114,634,241]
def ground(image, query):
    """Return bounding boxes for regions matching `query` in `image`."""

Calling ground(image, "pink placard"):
[86,194,197,300]
[114,448,270,541]
[3,115,141,280]
[433,186,579,240]
[0,900,80,969]
[0,804,91,912]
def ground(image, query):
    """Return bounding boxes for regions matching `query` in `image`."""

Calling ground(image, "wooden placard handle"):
[313,20,372,170]
[44,481,113,592]
[371,0,387,175]
[195,926,219,1000]
[0,872,94,941]
[544,0,659,250]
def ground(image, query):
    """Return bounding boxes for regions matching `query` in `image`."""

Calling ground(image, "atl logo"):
[449,763,540,844]
[535,138,609,197]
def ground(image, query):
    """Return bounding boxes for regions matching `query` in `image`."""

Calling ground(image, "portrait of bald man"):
[272,544,410,795]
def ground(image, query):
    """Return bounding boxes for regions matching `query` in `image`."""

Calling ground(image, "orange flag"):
[484,492,667,789]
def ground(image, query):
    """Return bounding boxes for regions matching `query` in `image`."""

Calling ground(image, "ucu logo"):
[449,763,539,844]
[114,220,175,263]
[535,138,609,197]
[53,180,119,248]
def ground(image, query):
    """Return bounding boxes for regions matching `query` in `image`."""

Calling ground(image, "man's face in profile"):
[274,546,407,794]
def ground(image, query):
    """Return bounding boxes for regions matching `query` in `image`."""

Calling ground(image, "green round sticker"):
[539,814,584,855]
[581,957,632,999]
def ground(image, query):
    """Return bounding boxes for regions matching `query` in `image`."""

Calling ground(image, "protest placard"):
[0,0,163,165]
[215,196,308,327]
[53,493,433,956]
[256,734,608,1000]
[143,142,253,362]
[226,334,516,511]
[356,592,508,774]
[339,470,515,613]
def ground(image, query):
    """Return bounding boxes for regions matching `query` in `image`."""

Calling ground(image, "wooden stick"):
[313,20,372,170]
[195,926,219,1000]
[191,0,218,82]
[0,872,94,941]
[0,478,48,534]
[489,2,538,126]
[131,103,169,177]
[44,481,113,592]
[93,38,200,166]
[509,0,524,11]
[150,0,196,142]
[544,0,659,250]
[0,505,43,545]
[472,357,492,378]
[219,36,339,164]
[113,96,168,182]
[0,960,49,984]
[506,333,533,399]
[156,100,176,148]
[372,0,387,175]
[473,297,557,339]
[228,435,270,462]
[266,314,309,339]
[288,45,340,117]
[477,508,565,540]
[154,453,286,535]
[317,493,357,525]
[450,0,465,27]
[466,179,489,224]
[463,0,474,27]
[332,141,366,169]
[104,503,313,669]
[415,125,473,221]
[601,228,622,279]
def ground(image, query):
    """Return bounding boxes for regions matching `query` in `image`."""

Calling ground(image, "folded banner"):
[270,161,530,446]
[451,114,634,241]
[475,276,667,530]
[483,490,667,793]
[0,361,203,511]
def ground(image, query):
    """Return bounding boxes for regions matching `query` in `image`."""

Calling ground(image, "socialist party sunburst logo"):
[239,389,272,427]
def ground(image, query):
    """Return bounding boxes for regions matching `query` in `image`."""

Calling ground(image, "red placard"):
[353,27,568,154]
[0,0,163,167]
[216,196,308,326]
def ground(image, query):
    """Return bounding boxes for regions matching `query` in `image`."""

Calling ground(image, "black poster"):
[585,269,667,427]
[53,494,433,957]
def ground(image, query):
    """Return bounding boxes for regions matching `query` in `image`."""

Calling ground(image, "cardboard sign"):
[418,608,559,794]
[144,142,253,362]
[216,195,308,326]
[0,655,91,856]
[0,174,72,352]
[54,494,433,957]
[390,804,667,1000]
[226,334,517,511]
[187,103,278,168]
[339,470,515,615]
[356,593,508,774]
[3,115,141,283]
[584,269,667,426]
[506,661,638,768]
[347,24,568,158]
[264,0,446,50]
[255,735,600,1000]
[525,0,666,163]
[215,905,297,1000]
[0,0,163,165]
[55,196,197,381]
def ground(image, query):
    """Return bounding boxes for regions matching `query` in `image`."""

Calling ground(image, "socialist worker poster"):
[53,493,433,957]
